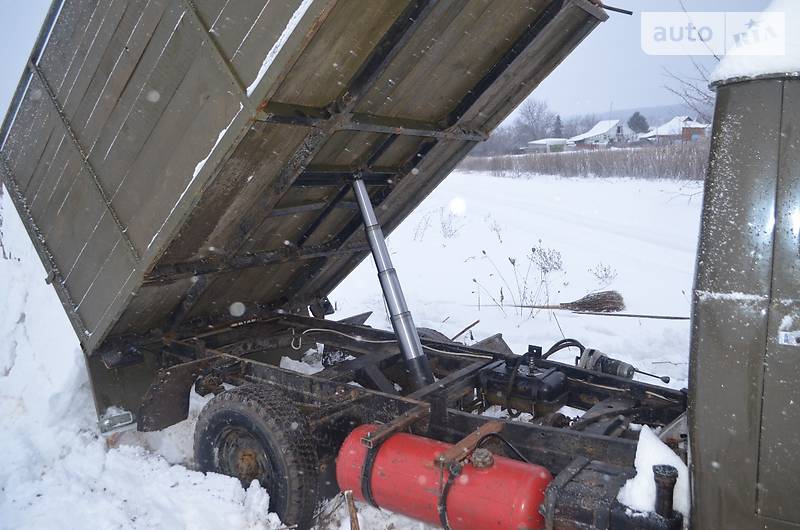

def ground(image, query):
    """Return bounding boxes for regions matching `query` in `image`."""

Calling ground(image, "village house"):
[568,119,634,149]
[639,116,711,144]
[523,137,571,153]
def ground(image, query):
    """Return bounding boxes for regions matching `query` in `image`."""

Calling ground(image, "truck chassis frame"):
[104,310,687,530]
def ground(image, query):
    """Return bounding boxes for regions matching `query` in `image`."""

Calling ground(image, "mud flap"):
[137,358,217,432]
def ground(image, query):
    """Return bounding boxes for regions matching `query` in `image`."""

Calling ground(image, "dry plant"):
[439,207,464,239]
[459,140,710,181]
[485,214,503,243]
[588,262,618,289]
[473,241,565,318]
[412,210,433,242]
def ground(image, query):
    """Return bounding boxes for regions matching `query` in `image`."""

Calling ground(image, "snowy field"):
[334,171,703,389]
[0,171,703,529]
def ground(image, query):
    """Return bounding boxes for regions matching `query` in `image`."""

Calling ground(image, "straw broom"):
[513,290,626,313]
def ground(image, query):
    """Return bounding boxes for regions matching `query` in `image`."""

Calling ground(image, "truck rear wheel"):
[194,385,318,528]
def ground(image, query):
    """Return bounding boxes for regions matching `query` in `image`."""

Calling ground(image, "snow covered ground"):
[0,171,703,529]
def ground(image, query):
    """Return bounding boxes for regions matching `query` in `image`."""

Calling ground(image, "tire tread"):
[194,384,318,529]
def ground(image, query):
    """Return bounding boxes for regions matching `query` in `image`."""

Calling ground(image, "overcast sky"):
[531,0,772,116]
[0,1,50,115]
[0,0,774,124]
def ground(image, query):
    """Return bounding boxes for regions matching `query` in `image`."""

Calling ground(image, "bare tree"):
[664,58,716,123]
[664,1,718,123]
[472,99,558,155]
[470,124,520,156]
[562,113,598,138]
[516,99,555,140]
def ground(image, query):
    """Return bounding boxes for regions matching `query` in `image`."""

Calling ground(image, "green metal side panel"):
[690,77,800,529]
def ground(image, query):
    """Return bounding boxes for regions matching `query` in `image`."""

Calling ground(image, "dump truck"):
[1,1,797,529]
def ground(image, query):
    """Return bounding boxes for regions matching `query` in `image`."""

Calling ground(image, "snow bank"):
[711,0,800,83]
[0,191,283,530]
[280,354,324,375]
[617,426,690,518]
[4,442,281,529]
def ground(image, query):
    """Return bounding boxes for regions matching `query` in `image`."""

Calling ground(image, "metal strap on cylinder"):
[542,456,590,530]
[360,442,384,507]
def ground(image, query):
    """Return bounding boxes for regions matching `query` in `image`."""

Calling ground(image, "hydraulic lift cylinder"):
[352,177,434,389]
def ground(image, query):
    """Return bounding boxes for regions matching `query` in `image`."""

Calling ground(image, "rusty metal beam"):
[294,185,350,247]
[256,101,487,142]
[304,164,400,175]
[268,199,357,218]
[340,0,436,105]
[292,171,396,187]
[144,243,370,285]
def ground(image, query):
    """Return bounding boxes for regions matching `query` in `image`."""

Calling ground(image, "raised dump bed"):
[0,0,606,356]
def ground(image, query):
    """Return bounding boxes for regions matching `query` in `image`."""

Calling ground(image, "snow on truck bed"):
[0,171,702,529]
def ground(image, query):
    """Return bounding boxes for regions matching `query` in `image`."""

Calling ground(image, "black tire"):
[194,385,318,529]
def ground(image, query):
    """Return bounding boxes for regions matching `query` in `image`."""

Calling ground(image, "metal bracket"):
[360,404,430,449]
[101,345,145,368]
[99,408,136,434]
[435,420,503,468]
[779,331,800,347]
[309,296,334,318]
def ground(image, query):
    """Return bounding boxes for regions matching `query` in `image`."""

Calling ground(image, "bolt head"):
[472,448,495,469]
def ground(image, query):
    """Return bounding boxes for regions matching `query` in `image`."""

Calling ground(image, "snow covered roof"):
[569,120,620,142]
[684,119,710,128]
[711,0,800,83]
[640,116,710,139]
[528,138,568,145]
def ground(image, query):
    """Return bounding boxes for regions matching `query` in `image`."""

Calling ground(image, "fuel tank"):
[336,424,552,529]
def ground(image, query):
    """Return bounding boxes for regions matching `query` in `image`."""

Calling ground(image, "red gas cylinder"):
[336,424,552,530]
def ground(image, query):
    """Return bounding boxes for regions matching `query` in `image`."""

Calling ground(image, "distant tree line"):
[472,99,656,157]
